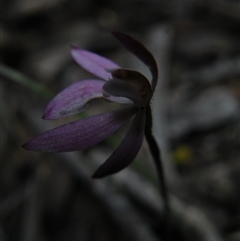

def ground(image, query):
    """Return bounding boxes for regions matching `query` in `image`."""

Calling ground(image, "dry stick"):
[145,105,171,241]
[21,177,42,241]
[59,154,160,241]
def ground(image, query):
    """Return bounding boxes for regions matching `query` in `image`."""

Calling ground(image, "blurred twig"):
[21,176,43,241]
[196,0,240,21]
[0,181,34,217]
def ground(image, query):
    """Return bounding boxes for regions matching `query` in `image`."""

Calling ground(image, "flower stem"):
[145,105,171,240]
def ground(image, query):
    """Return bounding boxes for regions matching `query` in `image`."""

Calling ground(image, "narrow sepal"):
[71,46,120,81]
[92,109,146,178]
[23,107,136,152]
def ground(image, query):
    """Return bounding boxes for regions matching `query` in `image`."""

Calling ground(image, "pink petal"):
[43,79,104,120]
[71,46,120,81]
[112,31,158,92]
[23,107,136,152]
[92,109,146,178]
[103,79,143,107]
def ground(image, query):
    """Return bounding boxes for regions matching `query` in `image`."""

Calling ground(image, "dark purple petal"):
[71,46,120,81]
[107,68,152,104]
[112,31,158,92]
[103,79,143,107]
[43,79,104,120]
[23,107,136,152]
[92,109,146,178]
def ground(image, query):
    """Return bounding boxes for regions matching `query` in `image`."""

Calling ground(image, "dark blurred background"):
[1,0,240,241]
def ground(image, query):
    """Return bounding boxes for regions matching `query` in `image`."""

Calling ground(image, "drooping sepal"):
[92,109,146,178]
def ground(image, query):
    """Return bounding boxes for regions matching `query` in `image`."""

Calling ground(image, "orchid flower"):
[23,31,159,178]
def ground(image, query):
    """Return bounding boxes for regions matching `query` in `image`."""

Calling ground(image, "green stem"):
[145,105,171,240]
[0,64,53,99]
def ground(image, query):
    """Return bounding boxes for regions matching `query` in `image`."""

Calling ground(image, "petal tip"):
[91,172,103,179]
[21,143,27,150]
[22,141,33,151]
[42,109,54,120]
[42,113,48,120]
[111,30,123,37]
[70,45,82,58]
[70,44,78,50]
[92,169,111,179]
